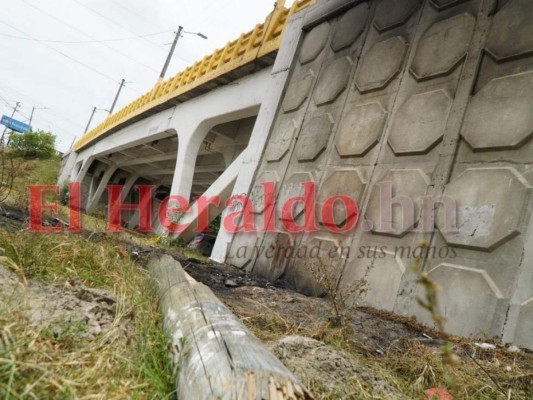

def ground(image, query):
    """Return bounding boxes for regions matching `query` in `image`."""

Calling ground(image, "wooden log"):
[148,254,313,400]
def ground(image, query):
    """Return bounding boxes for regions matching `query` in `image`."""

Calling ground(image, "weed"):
[304,255,369,339]
[0,228,176,399]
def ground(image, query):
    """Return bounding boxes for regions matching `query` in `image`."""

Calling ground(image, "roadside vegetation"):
[0,152,175,399]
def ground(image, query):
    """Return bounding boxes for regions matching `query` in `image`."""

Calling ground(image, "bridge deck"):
[75,0,315,151]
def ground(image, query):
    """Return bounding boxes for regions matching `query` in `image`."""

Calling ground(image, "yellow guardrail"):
[75,0,315,151]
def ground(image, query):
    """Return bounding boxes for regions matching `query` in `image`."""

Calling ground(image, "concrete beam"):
[118,152,177,167]
[86,165,117,213]
[120,173,140,202]
[172,150,245,240]
[75,156,95,183]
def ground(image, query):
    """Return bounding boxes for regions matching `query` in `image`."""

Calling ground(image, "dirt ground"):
[161,251,533,399]
[1,206,533,399]
[0,263,133,343]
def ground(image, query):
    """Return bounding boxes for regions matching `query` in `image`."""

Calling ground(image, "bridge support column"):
[172,150,246,241]
[120,173,140,202]
[58,151,78,185]
[86,165,117,214]
[74,156,95,183]
[169,134,204,202]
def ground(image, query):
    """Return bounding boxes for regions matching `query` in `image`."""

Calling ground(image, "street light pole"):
[84,107,109,134]
[157,26,207,84]
[29,106,48,127]
[84,107,97,134]
[159,26,183,83]
[109,79,126,115]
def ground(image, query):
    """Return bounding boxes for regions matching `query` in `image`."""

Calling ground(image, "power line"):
[110,0,169,31]
[72,0,168,54]
[0,18,139,97]
[71,0,194,66]
[0,93,13,108]
[19,0,160,74]
[0,82,84,130]
[0,29,173,44]
[0,85,87,142]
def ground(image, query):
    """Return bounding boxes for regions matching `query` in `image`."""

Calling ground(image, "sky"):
[0,0,293,152]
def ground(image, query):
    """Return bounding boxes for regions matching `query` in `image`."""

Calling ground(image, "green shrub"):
[9,130,56,159]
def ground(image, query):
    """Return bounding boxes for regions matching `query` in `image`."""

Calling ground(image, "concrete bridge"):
[59,0,314,241]
[60,0,533,350]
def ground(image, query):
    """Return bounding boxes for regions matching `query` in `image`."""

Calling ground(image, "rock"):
[87,318,102,335]
[508,345,521,353]
[224,279,239,288]
[474,342,496,350]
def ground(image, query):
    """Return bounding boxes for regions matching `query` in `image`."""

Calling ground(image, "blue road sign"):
[0,115,31,133]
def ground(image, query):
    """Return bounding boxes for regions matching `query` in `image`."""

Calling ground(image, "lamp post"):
[84,107,110,134]
[158,26,208,83]
[29,106,48,127]
[109,79,126,115]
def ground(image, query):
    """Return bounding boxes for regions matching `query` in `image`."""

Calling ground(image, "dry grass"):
[234,300,533,399]
[0,157,175,399]
[0,230,175,399]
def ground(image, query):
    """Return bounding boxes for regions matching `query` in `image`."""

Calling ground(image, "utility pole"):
[109,79,125,115]
[84,107,97,134]
[29,106,48,126]
[159,26,183,84]
[157,26,207,84]
[84,107,109,134]
[1,101,21,145]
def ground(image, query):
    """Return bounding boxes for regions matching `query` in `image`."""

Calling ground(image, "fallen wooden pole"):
[148,254,312,400]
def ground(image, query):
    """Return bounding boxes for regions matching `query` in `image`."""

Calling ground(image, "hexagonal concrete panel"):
[300,22,330,65]
[314,57,353,106]
[436,168,531,251]
[486,0,533,61]
[290,237,343,296]
[317,169,366,228]
[355,36,407,93]
[462,72,533,151]
[365,169,430,237]
[361,250,406,311]
[277,172,314,221]
[388,90,452,155]
[374,0,420,32]
[249,171,279,214]
[282,71,315,113]
[253,233,294,282]
[295,114,334,162]
[410,13,475,81]
[336,102,387,157]
[265,118,298,162]
[430,0,468,10]
[331,3,369,51]
[427,264,504,337]
[227,233,258,269]
[514,298,533,349]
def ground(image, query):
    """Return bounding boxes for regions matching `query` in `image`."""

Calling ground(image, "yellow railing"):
[75,0,315,151]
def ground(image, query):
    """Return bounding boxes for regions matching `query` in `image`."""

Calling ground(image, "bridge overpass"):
[60,0,533,350]
[59,0,314,236]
